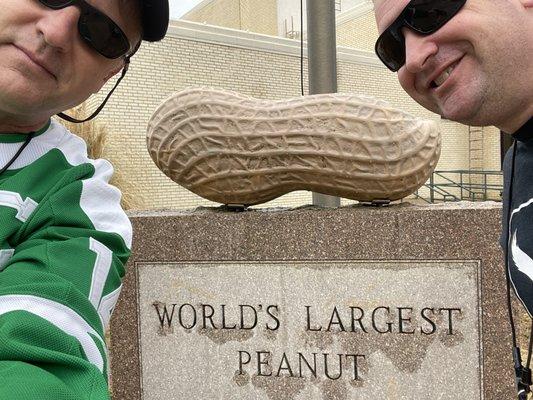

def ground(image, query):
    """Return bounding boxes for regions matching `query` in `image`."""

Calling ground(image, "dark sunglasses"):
[375,0,467,72]
[38,0,131,59]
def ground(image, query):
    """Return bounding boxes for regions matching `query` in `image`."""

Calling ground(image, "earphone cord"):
[506,140,533,399]
[506,142,518,347]
[0,131,35,175]
[526,320,533,368]
[57,58,130,124]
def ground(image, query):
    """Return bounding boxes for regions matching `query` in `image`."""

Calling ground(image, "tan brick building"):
[182,0,279,36]
[87,1,503,210]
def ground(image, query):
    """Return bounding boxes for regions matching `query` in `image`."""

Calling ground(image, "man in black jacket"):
[372,0,532,397]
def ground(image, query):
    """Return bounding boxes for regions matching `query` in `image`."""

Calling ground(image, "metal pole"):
[307,0,341,208]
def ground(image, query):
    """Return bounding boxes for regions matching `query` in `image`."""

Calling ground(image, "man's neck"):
[499,104,533,134]
[0,115,50,134]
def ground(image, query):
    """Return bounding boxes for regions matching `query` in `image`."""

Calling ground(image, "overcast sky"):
[169,0,204,19]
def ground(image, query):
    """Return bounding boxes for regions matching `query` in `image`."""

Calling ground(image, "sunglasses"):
[38,0,131,59]
[375,0,467,72]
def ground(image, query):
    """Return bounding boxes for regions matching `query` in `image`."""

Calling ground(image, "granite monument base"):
[110,202,512,400]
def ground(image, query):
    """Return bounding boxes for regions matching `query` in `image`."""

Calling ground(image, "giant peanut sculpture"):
[147,88,441,206]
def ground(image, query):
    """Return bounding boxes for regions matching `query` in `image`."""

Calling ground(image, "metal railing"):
[411,170,503,204]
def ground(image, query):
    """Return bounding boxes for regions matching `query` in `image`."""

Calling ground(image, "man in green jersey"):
[0,1,168,399]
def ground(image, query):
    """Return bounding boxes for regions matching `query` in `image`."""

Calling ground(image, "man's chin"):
[434,95,488,126]
[1,93,56,121]
[439,108,482,126]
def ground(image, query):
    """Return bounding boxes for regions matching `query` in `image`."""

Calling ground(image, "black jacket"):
[501,117,533,316]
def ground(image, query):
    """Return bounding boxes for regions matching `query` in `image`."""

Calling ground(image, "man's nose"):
[35,6,81,53]
[402,28,438,73]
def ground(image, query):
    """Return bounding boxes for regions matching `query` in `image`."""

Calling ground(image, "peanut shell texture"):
[147,88,441,206]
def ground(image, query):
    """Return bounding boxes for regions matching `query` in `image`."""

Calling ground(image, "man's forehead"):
[373,0,411,32]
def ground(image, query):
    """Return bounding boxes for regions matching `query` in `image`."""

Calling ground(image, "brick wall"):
[337,7,378,52]
[181,0,241,30]
[240,0,278,36]
[183,0,278,37]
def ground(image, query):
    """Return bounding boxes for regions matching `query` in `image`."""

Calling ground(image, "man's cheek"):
[398,72,417,99]
[398,73,434,111]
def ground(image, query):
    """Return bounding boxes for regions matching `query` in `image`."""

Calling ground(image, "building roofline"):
[166,19,383,68]
[182,0,376,28]
[181,0,216,19]
[336,0,374,25]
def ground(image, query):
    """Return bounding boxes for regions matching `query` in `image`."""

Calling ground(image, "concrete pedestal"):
[110,202,512,400]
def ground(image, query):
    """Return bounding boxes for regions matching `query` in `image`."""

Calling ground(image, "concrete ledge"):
[166,19,383,68]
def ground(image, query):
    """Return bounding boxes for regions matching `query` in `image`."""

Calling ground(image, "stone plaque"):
[138,261,481,400]
[111,204,514,400]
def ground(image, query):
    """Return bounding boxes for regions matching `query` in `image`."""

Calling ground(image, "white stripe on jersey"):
[88,238,119,330]
[99,285,122,330]
[79,160,132,249]
[0,120,132,249]
[0,294,106,373]
[88,238,113,311]
[0,190,38,222]
[0,248,15,271]
[56,124,133,249]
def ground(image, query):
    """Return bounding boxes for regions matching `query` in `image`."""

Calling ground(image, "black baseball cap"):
[141,0,170,42]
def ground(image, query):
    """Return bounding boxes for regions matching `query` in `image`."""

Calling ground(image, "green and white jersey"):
[0,120,132,400]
